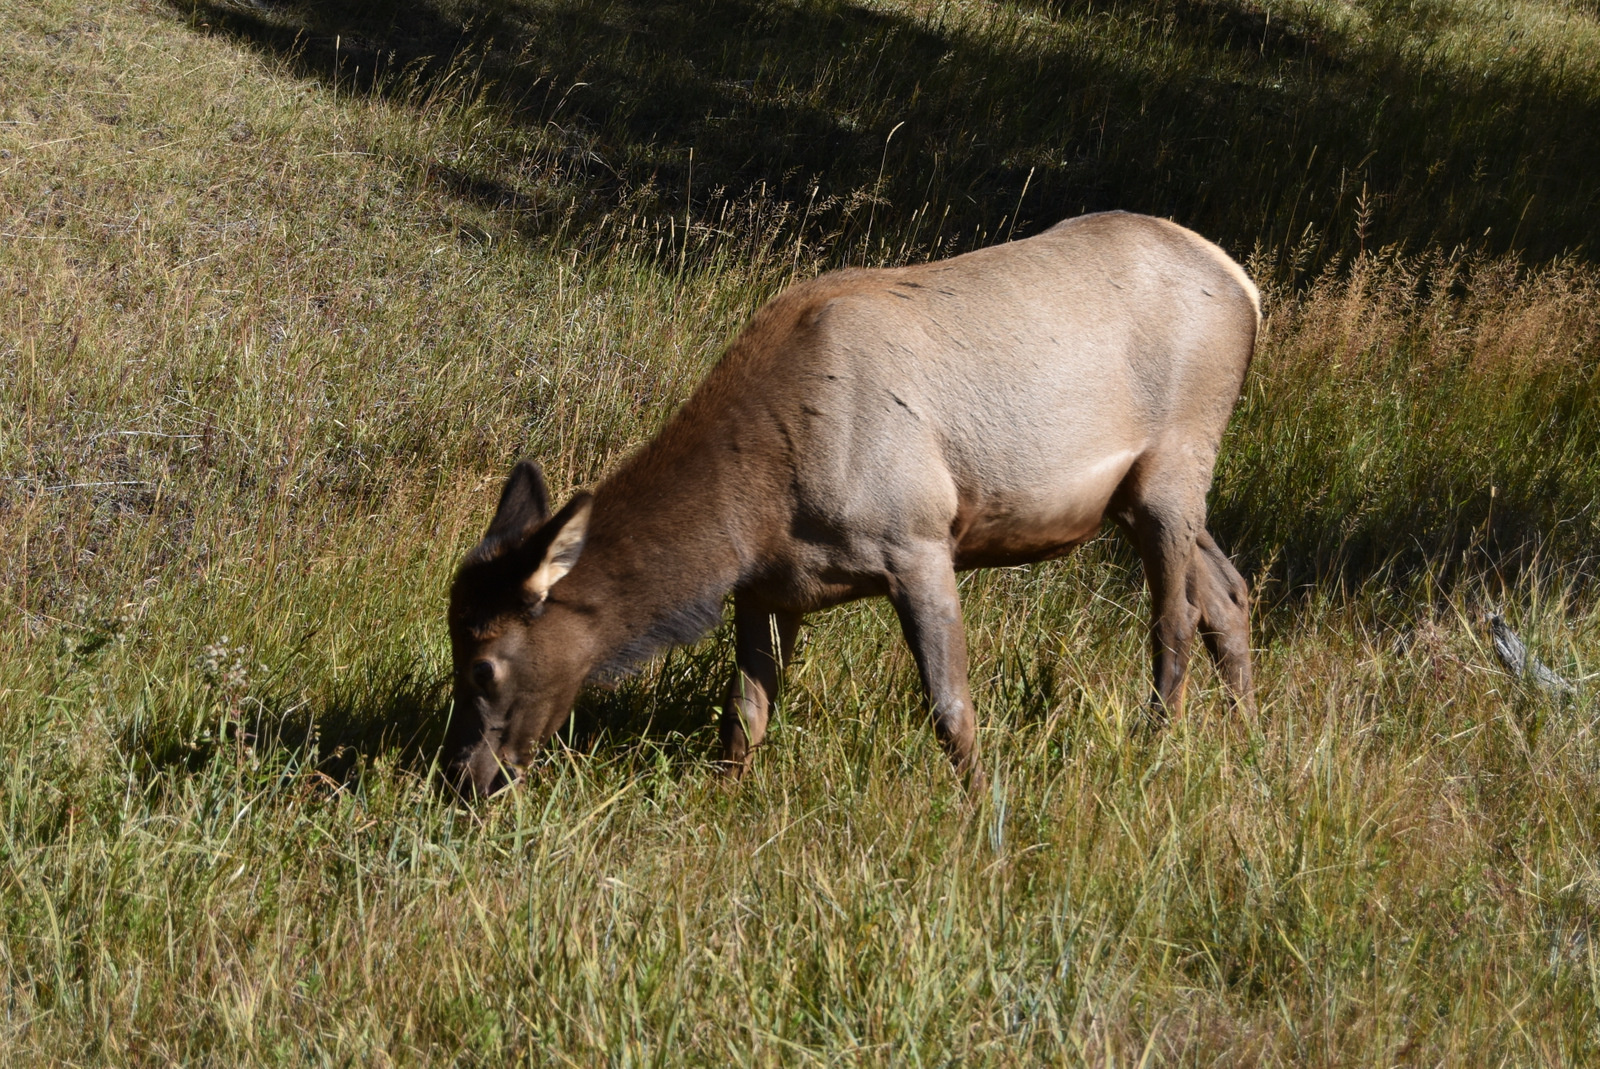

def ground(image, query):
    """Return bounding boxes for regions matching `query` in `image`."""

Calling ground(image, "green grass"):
[4,0,1600,1063]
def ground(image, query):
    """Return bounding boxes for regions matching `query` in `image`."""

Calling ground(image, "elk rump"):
[445,211,1258,796]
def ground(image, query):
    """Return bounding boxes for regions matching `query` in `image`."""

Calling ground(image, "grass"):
[174,0,1600,272]
[3,0,1600,1063]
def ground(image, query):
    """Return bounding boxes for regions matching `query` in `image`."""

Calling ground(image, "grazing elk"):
[445,211,1258,796]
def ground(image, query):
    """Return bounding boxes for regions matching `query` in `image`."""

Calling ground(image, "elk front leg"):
[886,546,986,792]
[720,600,801,777]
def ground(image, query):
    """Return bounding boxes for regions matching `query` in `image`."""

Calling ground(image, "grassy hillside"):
[175,0,1600,272]
[4,0,1600,1063]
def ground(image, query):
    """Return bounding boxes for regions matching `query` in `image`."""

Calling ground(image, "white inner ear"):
[523,500,592,602]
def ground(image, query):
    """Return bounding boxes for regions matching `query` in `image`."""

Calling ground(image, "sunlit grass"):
[4,0,1600,1063]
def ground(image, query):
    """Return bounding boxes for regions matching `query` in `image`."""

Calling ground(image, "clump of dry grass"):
[1216,247,1600,587]
[5,0,1600,1064]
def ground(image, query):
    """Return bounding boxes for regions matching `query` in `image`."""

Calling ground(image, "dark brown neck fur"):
[548,357,781,678]
[535,280,852,676]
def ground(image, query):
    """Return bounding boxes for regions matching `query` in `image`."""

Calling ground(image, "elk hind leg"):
[1189,530,1255,713]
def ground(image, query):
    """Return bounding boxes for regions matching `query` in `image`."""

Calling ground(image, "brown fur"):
[445,212,1258,796]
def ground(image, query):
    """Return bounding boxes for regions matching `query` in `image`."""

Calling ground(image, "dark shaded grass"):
[172,0,1600,273]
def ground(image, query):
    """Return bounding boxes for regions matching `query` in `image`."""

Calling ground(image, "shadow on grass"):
[123,635,737,788]
[170,0,1598,271]
[557,635,732,774]
[1211,346,1600,592]
[122,659,452,787]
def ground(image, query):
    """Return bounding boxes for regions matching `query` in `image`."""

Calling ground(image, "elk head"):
[444,460,594,797]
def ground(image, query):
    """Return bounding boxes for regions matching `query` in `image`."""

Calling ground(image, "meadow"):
[4,0,1600,1062]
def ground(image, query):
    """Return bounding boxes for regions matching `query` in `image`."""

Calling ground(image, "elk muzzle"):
[443,741,520,799]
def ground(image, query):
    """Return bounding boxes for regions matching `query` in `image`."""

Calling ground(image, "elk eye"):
[470,659,497,692]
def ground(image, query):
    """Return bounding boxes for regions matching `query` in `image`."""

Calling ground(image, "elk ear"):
[484,460,551,544]
[522,493,593,602]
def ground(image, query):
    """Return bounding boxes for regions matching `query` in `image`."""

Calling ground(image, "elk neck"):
[547,381,781,679]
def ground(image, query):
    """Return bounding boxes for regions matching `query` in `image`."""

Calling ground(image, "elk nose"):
[443,743,515,800]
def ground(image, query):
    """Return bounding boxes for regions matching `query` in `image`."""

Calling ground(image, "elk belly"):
[951,447,1142,569]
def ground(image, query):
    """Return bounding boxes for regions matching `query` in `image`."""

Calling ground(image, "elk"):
[445,211,1258,796]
